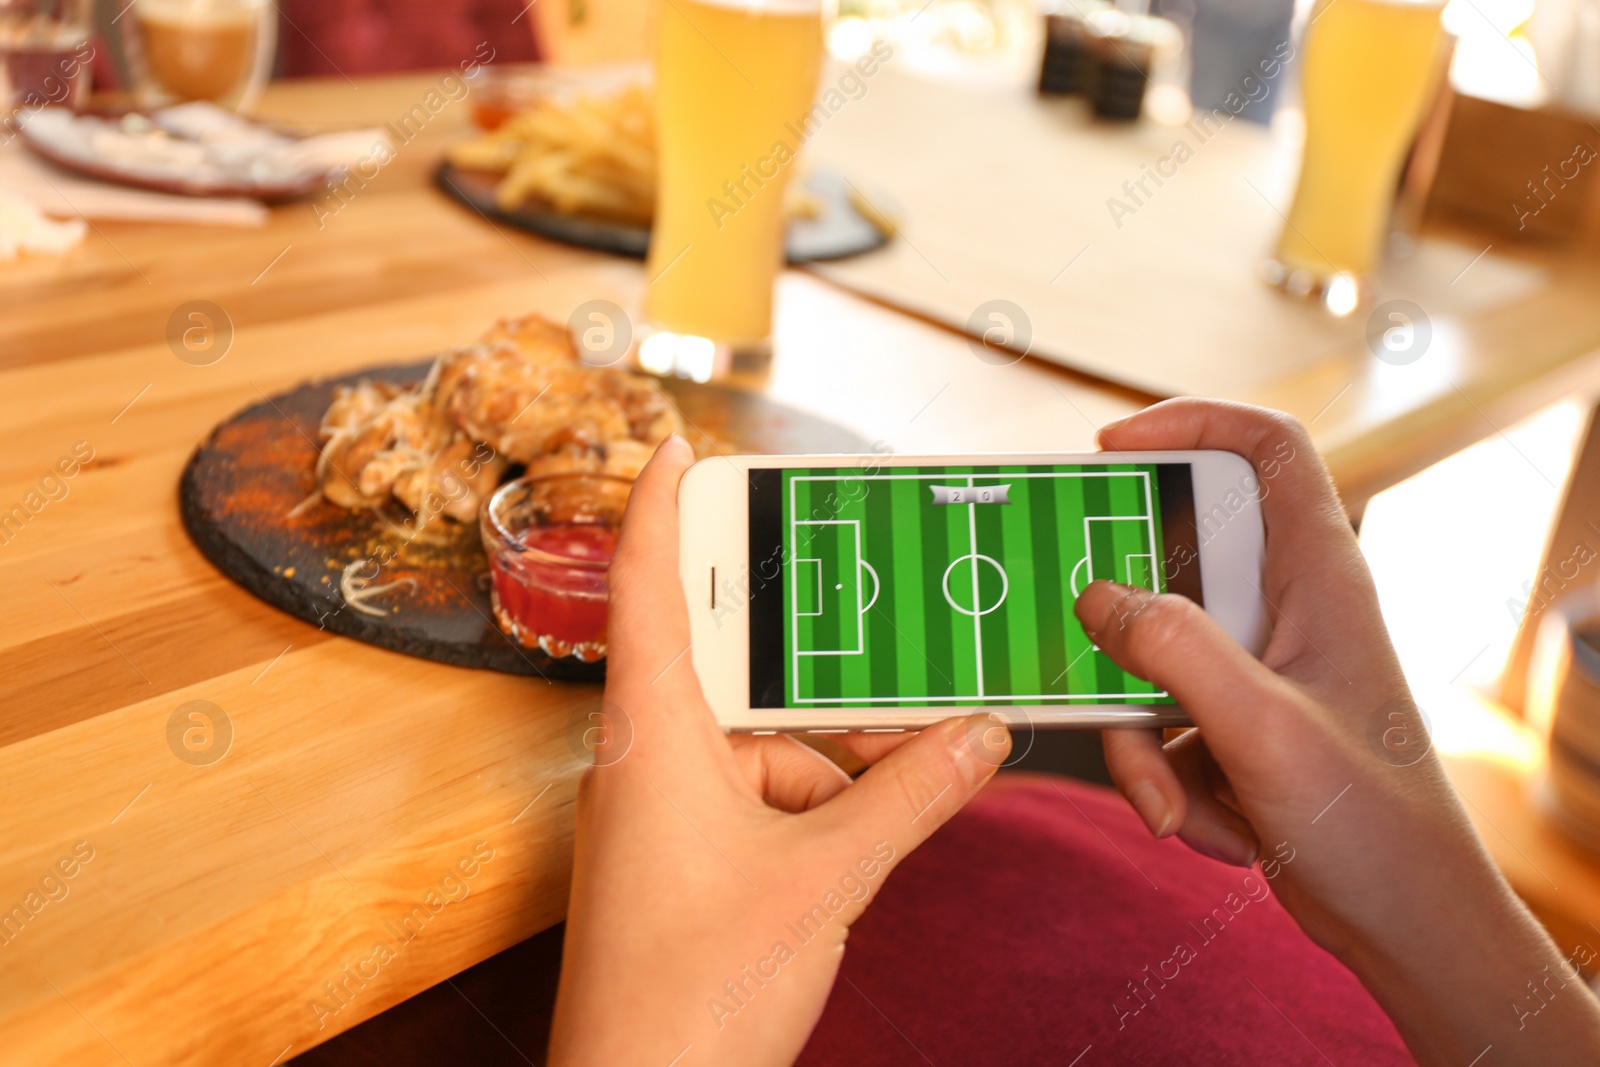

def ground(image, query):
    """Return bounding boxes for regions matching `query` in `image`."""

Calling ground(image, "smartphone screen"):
[746,463,1202,709]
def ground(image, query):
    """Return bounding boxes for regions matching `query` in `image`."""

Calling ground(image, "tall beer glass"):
[641,0,823,380]
[1273,0,1445,297]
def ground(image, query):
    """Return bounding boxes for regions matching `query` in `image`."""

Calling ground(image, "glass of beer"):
[1270,0,1446,305]
[123,0,277,112]
[639,0,823,381]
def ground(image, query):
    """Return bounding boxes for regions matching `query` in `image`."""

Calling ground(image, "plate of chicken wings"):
[179,312,868,679]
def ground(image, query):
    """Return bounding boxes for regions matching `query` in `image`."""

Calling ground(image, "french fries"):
[446,84,826,229]
[446,86,656,226]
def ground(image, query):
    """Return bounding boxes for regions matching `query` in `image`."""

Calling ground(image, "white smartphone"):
[678,450,1268,733]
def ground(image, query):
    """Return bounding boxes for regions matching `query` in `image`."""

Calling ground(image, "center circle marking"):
[941,553,1009,616]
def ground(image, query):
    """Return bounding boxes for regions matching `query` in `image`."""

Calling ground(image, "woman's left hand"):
[547,436,1010,1067]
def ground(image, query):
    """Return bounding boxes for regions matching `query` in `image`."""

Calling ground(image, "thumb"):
[811,715,1009,872]
[606,434,698,700]
[1073,580,1290,754]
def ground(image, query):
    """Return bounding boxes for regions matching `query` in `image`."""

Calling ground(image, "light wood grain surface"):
[2,68,1598,1066]
[804,66,1600,404]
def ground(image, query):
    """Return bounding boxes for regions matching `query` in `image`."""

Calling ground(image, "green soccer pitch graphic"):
[780,465,1176,707]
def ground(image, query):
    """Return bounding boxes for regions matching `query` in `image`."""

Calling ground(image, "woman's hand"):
[1078,399,1600,1066]
[547,436,1009,1067]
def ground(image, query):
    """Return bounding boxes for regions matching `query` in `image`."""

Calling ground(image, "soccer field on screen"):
[781,464,1174,707]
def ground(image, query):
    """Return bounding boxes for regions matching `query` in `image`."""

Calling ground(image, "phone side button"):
[861,728,907,733]
[807,728,850,734]
[751,730,777,736]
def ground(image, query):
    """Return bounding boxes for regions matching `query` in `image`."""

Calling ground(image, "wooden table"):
[4,70,1600,1065]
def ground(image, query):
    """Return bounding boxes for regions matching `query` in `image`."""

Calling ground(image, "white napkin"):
[24,104,387,192]
[0,140,270,226]
[0,187,86,260]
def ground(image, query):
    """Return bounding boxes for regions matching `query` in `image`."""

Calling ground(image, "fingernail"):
[1187,828,1259,869]
[1127,781,1174,838]
[1098,416,1131,444]
[1079,580,1139,602]
[951,715,1008,785]
[1074,580,1141,633]
[974,712,1014,770]
[661,433,693,459]
[1098,581,1140,602]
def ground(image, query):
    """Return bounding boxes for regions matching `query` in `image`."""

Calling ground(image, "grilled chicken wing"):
[315,313,688,522]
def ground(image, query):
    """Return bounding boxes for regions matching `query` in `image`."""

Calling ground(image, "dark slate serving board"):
[179,360,868,680]
[435,163,889,263]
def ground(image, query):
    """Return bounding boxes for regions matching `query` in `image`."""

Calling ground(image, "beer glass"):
[640,0,823,381]
[1272,0,1446,301]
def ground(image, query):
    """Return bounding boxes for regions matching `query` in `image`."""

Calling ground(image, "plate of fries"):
[448,85,656,226]
[437,82,892,263]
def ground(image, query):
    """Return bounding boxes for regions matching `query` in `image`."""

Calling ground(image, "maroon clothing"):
[798,773,1414,1066]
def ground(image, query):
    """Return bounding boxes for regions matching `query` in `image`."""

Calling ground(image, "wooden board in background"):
[436,163,889,263]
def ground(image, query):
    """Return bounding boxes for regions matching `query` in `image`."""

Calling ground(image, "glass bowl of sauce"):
[480,472,632,662]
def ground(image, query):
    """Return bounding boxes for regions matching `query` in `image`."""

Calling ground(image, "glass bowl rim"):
[480,471,634,571]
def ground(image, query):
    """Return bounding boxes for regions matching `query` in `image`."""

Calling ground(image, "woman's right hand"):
[1075,399,1600,1066]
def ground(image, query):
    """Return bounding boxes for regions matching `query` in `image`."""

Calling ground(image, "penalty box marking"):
[791,520,866,658]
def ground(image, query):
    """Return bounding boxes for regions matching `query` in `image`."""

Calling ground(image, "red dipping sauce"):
[481,474,632,663]
[487,524,617,651]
